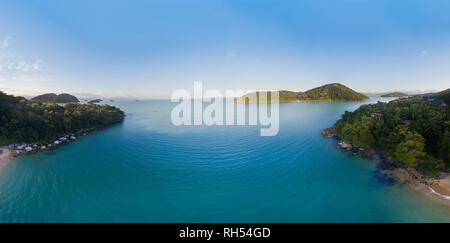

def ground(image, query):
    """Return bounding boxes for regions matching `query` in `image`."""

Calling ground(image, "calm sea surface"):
[0,98,449,222]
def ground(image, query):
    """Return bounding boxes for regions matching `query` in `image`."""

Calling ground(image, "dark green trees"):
[235,83,369,103]
[0,91,124,145]
[334,97,449,174]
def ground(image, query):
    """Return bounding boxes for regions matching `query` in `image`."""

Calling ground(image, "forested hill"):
[381,92,408,97]
[0,91,124,145]
[235,83,369,103]
[332,96,449,176]
[32,93,80,103]
[422,89,450,105]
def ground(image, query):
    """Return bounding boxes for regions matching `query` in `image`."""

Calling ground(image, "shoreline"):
[322,127,450,206]
[0,146,12,172]
[1,126,105,163]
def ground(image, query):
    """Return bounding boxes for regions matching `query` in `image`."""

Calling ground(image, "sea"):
[0,98,449,222]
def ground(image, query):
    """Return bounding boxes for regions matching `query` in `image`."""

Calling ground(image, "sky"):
[0,0,450,99]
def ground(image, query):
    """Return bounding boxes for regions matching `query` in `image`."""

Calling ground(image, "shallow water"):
[0,98,449,222]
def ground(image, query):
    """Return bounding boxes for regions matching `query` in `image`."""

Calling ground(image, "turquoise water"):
[0,99,449,222]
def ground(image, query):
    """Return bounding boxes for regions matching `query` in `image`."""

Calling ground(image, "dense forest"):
[235,83,369,103]
[32,93,80,103]
[333,96,449,176]
[381,92,408,97]
[0,91,124,145]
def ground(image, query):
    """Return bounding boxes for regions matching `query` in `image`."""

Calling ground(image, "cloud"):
[0,54,44,73]
[0,37,13,49]
[420,50,429,57]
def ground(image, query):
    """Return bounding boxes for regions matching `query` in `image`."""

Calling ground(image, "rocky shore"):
[6,127,100,158]
[322,126,450,205]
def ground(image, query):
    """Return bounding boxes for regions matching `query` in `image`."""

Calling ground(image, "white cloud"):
[0,37,13,49]
[420,50,429,57]
[0,54,44,73]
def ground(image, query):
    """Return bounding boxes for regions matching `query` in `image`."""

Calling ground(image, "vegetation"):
[0,91,124,145]
[333,96,449,176]
[235,83,369,103]
[421,88,450,105]
[32,93,80,103]
[381,92,408,97]
[89,99,103,103]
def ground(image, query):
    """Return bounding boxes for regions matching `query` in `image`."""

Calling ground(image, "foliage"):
[32,93,80,103]
[235,83,369,103]
[0,91,124,145]
[381,92,408,97]
[334,97,450,173]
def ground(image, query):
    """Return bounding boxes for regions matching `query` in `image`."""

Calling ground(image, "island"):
[0,91,125,153]
[235,83,369,103]
[323,92,449,201]
[89,99,103,103]
[32,93,80,103]
[381,92,408,97]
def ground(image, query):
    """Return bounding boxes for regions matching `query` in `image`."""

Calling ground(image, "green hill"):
[422,88,450,105]
[31,93,58,102]
[235,83,369,103]
[381,92,408,97]
[331,97,449,175]
[32,93,79,103]
[0,91,124,145]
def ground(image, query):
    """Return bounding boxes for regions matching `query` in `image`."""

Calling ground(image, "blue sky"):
[1,0,450,98]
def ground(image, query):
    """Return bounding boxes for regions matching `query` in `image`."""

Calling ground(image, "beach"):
[0,146,12,172]
[426,175,450,206]
[385,168,450,207]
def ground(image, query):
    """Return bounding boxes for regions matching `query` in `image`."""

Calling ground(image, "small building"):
[370,112,384,119]
[400,120,412,125]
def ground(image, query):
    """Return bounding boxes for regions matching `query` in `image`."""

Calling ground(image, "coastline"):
[1,126,105,165]
[322,127,450,206]
[383,168,450,207]
[0,146,12,172]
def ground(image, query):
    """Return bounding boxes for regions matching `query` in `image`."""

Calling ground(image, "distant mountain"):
[421,88,450,105]
[31,93,58,102]
[89,99,103,103]
[235,83,369,103]
[32,93,79,103]
[381,92,408,97]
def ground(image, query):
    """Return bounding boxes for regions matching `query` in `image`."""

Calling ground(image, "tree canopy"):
[334,97,449,175]
[0,91,124,145]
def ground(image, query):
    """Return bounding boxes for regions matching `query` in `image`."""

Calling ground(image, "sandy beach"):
[0,146,12,172]
[426,175,450,206]
[385,168,450,207]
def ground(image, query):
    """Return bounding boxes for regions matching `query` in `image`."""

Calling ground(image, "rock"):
[41,146,47,150]
[70,136,76,140]
[338,141,352,150]
[25,146,33,152]
[54,141,60,145]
